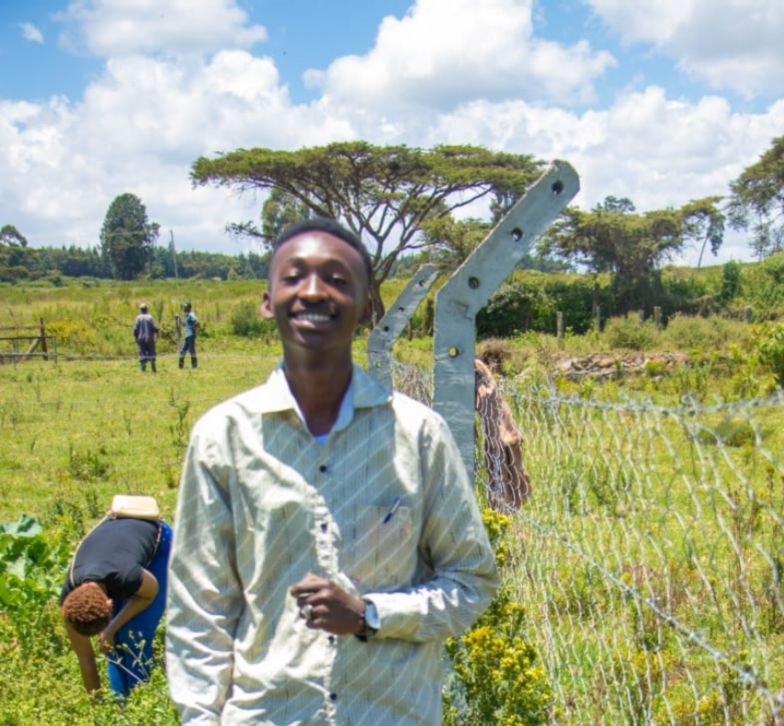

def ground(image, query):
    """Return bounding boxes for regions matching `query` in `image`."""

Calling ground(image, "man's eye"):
[329,275,347,285]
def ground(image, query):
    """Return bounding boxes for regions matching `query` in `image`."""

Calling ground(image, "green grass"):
[1,279,783,723]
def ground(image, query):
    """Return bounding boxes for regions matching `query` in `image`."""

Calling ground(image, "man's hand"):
[290,573,365,635]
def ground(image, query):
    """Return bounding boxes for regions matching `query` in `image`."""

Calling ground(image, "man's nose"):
[299,273,326,300]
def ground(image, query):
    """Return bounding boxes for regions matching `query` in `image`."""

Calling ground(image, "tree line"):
[0,241,269,284]
[3,135,782,320]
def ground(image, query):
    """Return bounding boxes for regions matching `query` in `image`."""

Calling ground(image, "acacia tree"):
[100,193,159,280]
[191,141,541,318]
[0,224,28,247]
[541,196,724,313]
[728,135,784,259]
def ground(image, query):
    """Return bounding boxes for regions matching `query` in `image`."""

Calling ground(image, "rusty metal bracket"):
[367,264,438,387]
[433,161,580,477]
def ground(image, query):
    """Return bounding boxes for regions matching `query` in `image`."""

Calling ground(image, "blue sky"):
[1,0,782,265]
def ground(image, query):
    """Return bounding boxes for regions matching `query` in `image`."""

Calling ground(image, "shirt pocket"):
[341,504,415,591]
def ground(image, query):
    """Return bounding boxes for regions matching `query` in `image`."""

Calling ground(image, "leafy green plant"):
[443,510,553,725]
[0,515,70,651]
[644,359,667,377]
[603,316,659,350]
[67,444,111,482]
[718,260,742,304]
[756,322,784,387]
[229,301,275,338]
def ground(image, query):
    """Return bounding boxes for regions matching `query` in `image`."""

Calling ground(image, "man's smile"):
[292,311,333,324]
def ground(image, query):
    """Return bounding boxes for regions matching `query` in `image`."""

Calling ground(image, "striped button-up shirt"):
[166,364,498,725]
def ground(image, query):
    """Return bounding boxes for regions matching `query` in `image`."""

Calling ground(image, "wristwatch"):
[356,599,380,641]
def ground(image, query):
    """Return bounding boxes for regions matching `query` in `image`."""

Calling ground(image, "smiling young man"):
[166,217,498,725]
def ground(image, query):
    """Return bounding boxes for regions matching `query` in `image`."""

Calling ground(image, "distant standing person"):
[133,303,159,373]
[179,302,199,369]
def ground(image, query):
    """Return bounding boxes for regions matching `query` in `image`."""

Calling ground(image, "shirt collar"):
[257,363,392,421]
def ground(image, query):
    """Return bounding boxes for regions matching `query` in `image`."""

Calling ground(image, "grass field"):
[1,279,783,724]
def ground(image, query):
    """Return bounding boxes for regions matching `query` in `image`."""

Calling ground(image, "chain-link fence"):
[393,360,784,725]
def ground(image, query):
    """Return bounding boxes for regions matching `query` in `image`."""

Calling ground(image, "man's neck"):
[283,355,353,436]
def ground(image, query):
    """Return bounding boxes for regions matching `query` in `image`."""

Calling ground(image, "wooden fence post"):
[39,318,48,360]
[557,311,564,342]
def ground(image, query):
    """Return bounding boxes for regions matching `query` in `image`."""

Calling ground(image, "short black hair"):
[270,217,373,286]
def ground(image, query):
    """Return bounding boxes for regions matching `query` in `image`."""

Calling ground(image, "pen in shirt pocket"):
[382,496,402,524]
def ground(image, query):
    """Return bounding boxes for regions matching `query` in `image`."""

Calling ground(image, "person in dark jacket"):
[61,517,172,696]
[133,303,159,372]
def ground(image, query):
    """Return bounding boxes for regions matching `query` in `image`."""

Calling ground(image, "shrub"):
[745,253,784,319]
[476,273,612,338]
[603,316,659,350]
[229,301,275,338]
[443,510,553,725]
[477,281,551,339]
[718,261,742,304]
[47,319,100,354]
[755,322,784,387]
[660,314,749,353]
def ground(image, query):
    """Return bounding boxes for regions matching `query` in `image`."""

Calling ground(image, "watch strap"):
[356,599,379,641]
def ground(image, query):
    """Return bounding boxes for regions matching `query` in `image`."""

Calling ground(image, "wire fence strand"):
[392,360,784,725]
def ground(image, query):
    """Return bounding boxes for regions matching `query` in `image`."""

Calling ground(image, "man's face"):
[262,231,371,355]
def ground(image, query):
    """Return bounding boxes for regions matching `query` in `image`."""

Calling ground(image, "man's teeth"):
[298,313,330,322]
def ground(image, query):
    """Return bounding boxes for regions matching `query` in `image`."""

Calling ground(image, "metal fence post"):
[367,265,439,388]
[432,161,579,478]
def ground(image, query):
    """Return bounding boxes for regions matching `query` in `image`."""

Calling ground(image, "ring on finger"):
[300,603,314,620]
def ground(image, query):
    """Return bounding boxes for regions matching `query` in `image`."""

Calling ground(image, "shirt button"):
[329,693,337,701]
[319,464,328,473]
[320,522,328,533]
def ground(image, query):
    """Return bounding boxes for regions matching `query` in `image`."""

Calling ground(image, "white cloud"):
[586,0,784,96]
[307,0,615,110]
[56,0,267,57]
[19,22,45,44]
[417,88,784,264]
[0,45,357,252]
[1,0,782,269]
[424,89,784,209]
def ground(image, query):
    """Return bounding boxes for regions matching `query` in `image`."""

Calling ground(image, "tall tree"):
[100,193,159,280]
[728,135,784,259]
[541,196,725,312]
[1,224,28,247]
[191,141,541,318]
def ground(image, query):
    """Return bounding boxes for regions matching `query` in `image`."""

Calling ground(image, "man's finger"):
[290,572,327,595]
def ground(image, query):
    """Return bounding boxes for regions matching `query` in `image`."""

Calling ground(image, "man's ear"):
[261,291,274,320]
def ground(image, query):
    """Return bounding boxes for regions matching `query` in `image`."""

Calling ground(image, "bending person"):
[60,516,172,696]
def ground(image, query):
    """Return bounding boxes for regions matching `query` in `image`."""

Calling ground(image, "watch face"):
[364,601,380,630]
